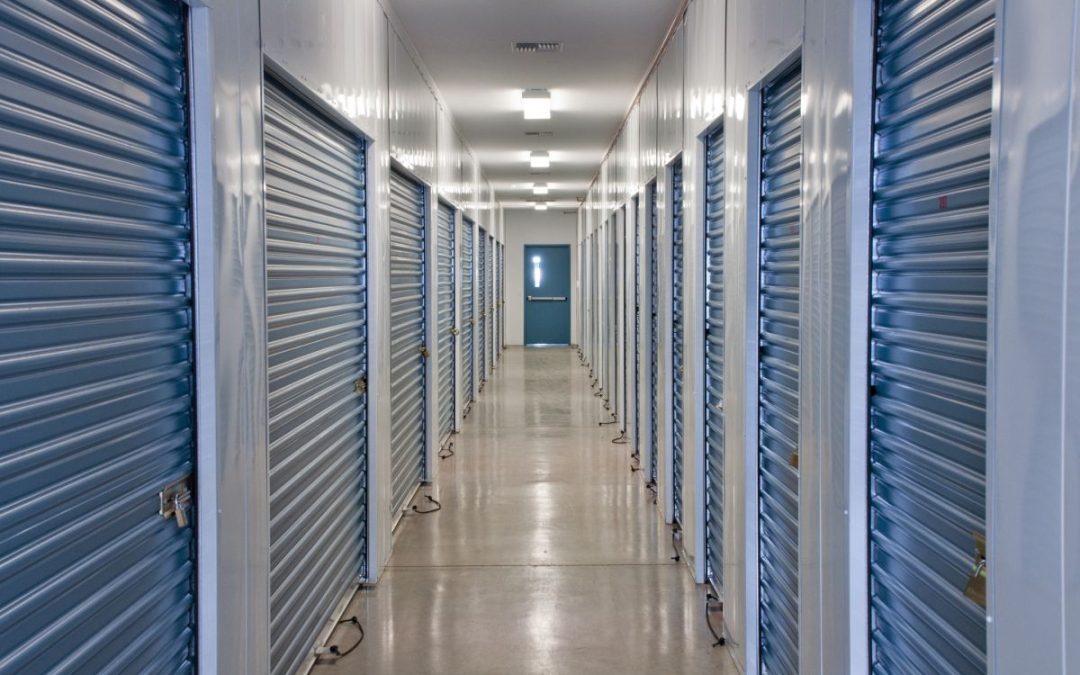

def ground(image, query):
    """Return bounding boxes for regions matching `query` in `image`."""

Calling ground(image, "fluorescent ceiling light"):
[534,203,548,211]
[530,151,550,169]
[533,183,549,195]
[522,89,551,120]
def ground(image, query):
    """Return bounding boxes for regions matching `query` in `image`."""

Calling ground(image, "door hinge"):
[354,377,368,394]
[159,476,193,528]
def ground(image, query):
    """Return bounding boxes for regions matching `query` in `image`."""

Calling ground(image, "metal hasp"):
[964,533,988,608]
[159,476,194,529]
[527,295,568,301]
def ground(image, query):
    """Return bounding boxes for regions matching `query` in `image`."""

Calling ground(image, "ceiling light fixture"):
[530,151,551,169]
[534,203,549,211]
[533,183,549,196]
[522,89,551,120]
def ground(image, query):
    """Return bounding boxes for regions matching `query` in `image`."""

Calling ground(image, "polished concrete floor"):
[320,347,738,674]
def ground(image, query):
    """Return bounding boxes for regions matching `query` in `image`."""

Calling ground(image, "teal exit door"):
[524,245,572,345]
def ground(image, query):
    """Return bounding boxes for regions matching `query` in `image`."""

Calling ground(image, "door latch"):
[159,476,193,528]
[964,532,987,608]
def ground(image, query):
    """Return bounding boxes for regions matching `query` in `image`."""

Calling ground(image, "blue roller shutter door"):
[487,234,494,375]
[264,78,369,675]
[633,196,641,456]
[0,1,196,670]
[704,127,726,593]
[868,1,993,671]
[756,62,803,675]
[478,228,487,386]
[671,159,685,525]
[648,182,660,486]
[436,202,455,448]
[461,218,474,407]
[389,169,427,516]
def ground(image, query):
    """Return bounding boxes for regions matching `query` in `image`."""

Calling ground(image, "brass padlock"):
[963,533,987,608]
[354,377,367,394]
[788,451,799,469]
[450,327,460,336]
[419,345,430,358]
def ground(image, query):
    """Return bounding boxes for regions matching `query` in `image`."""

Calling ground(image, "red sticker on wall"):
[938,195,949,210]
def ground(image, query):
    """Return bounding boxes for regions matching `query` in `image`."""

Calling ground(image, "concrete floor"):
[319,347,738,674]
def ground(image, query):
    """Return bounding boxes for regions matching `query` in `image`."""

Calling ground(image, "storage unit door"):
[756,62,803,675]
[264,78,369,675]
[478,228,487,384]
[436,202,455,448]
[389,169,427,516]
[487,234,494,374]
[671,158,685,525]
[633,196,642,455]
[0,2,197,670]
[868,1,993,671]
[461,218,474,406]
[648,183,660,486]
[704,127,726,594]
[498,243,504,356]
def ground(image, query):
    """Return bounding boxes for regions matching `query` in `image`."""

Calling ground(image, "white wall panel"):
[990,0,1080,670]
[640,73,660,185]
[261,0,387,141]
[389,28,437,186]
[196,1,269,672]
[679,0,728,586]
[798,0,872,671]
[437,105,464,205]
[657,22,686,167]
[627,102,642,196]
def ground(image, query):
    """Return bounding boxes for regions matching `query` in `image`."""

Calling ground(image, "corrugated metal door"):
[498,242,504,358]
[704,126,726,593]
[264,78,369,675]
[671,158,685,525]
[478,228,487,386]
[648,182,660,486]
[756,61,802,675]
[461,217,474,407]
[0,1,197,670]
[487,233,495,375]
[868,1,993,671]
[389,169,427,516]
[633,196,641,454]
[609,219,618,412]
[436,201,455,449]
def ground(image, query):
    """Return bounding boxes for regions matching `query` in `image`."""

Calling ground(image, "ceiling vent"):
[524,131,554,137]
[513,41,563,53]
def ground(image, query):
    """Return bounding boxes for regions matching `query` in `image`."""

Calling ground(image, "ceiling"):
[388,0,682,210]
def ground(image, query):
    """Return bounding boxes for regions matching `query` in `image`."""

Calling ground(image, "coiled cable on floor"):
[412,495,442,514]
[611,430,628,444]
[704,593,726,647]
[439,440,455,459]
[314,616,365,664]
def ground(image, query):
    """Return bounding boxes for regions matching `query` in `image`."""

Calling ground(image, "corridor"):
[323,348,736,674]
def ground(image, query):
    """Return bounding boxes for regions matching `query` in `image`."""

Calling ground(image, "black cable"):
[412,495,442,514]
[704,593,726,647]
[315,616,365,664]
[611,431,628,444]
[439,445,455,459]
[671,526,681,562]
